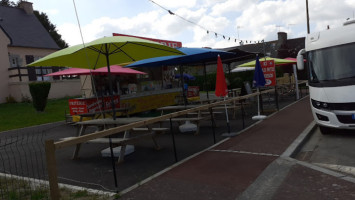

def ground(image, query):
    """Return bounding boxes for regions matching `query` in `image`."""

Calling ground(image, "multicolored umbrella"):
[238,56,296,67]
[28,36,184,118]
[93,65,146,75]
[44,68,92,76]
[45,65,146,76]
[28,36,184,69]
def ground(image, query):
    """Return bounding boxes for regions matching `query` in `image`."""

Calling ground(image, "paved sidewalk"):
[118,97,355,200]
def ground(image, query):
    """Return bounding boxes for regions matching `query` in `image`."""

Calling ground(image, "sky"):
[29,0,355,48]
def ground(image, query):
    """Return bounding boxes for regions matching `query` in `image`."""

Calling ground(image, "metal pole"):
[256,88,261,116]
[179,66,187,106]
[293,64,300,100]
[209,107,216,144]
[241,102,245,129]
[306,0,310,34]
[224,97,231,133]
[104,44,116,120]
[104,44,118,191]
[170,118,178,162]
[275,86,279,111]
[203,64,209,101]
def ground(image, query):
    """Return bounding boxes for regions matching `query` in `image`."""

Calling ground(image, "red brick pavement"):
[119,97,354,200]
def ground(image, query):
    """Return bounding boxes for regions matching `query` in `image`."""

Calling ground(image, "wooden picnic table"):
[76,107,131,122]
[64,117,168,163]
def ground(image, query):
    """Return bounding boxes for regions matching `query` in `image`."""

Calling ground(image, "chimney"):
[276,32,288,58]
[277,32,287,46]
[19,1,33,15]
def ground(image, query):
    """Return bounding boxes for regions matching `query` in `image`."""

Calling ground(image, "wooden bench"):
[61,131,160,163]
[69,117,163,163]
[76,107,131,122]
[132,127,169,133]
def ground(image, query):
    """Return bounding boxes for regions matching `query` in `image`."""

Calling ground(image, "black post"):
[179,66,187,106]
[170,118,178,162]
[203,64,209,101]
[104,44,116,120]
[275,86,279,111]
[209,107,216,144]
[306,0,310,34]
[108,137,118,191]
[259,93,264,114]
[104,43,118,190]
[241,102,245,129]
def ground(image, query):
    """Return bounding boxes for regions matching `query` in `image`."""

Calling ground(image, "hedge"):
[29,82,51,112]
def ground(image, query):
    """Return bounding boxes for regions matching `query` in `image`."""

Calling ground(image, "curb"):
[281,121,317,158]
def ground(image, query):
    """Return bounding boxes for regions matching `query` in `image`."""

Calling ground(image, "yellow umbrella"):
[238,57,296,67]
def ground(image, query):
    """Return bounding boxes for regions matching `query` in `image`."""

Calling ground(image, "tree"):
[0,0,16,6]
[0,0,69,49]
[33,11,68,48]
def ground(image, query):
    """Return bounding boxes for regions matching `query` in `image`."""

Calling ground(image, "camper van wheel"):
[319,125,332,135]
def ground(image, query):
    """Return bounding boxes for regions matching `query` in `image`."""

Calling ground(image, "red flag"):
[215,55,228,97]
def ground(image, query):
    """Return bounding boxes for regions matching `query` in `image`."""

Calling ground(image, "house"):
[0,1,81,103]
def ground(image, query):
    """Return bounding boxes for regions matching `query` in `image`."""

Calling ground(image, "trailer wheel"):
[319,126,333,135]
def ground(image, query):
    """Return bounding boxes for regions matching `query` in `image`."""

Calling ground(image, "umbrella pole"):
[105,47,116,120]
[257,87,261,116]
[104,44,118,191]
[224,97,231,133]
[221,96,239,137]
[204,63,209,101]
[179,65,187,106]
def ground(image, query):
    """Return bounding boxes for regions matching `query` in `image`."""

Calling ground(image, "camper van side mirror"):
[297,49,305,70]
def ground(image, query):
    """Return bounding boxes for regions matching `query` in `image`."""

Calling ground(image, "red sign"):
[187,86,200,98]
[113,33,182,48]
[69,96,120,115]
[260,60,276,86]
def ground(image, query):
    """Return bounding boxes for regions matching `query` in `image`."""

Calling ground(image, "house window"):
[9,55,21,68]
[36,67,52,81]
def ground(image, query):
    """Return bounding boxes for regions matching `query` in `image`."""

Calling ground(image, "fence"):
[0,130,50,199]
[0,81,308,200]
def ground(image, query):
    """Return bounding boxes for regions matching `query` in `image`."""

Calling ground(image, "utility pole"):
[306,0,310,33]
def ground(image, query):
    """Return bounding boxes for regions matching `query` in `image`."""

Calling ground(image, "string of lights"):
[148,0,264,45]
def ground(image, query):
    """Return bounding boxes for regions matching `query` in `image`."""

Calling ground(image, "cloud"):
[210,0,258,16]
[229,0,355,44]
[151,0,197,9]
[57,0,355,49]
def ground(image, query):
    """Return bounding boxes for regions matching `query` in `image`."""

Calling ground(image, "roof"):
[236,36,305,58]
[0,5,59,49]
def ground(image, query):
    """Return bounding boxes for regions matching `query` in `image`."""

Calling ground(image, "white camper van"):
[297,20,355,134]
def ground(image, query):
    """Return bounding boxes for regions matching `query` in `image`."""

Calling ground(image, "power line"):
[148,0,262,45]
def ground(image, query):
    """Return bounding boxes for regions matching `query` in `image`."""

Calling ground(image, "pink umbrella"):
[44,68,92,76]
[45,65,146,76]
[92,65,146,75]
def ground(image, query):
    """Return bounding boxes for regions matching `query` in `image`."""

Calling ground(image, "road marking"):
[209,149,280,157]
[313,163,355,177]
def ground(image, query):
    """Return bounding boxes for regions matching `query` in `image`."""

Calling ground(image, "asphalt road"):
[295,126,355,177]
